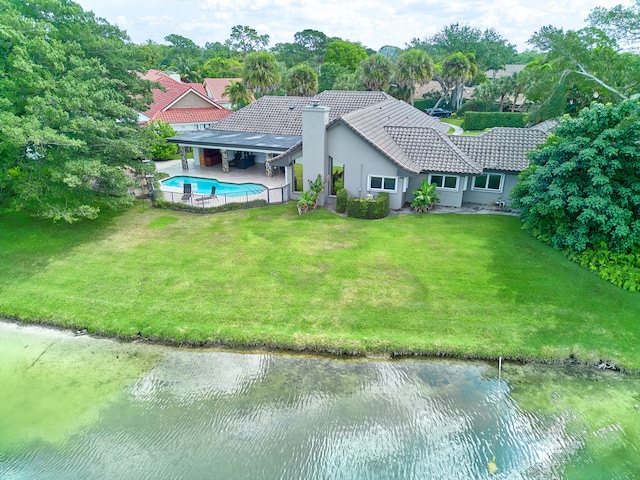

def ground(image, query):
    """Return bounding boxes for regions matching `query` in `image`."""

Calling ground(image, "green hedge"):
[153,198,268,214]
[336,188,347,213]
[457,100,500,114]
[346,193,389,219]
[463,111,526,130]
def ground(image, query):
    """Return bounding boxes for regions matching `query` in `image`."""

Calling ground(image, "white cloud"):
[75,0,636,51]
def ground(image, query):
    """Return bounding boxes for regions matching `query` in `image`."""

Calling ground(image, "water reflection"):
[1,322,639,479]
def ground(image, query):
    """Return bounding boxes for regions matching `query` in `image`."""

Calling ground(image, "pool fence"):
[158,184,292,213]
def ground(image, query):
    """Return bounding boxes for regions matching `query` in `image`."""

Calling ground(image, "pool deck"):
[154,159,289,190]
[155,159,291,207]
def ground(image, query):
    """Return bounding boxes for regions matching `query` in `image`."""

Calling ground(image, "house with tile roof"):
[202,78,254,108]
[168,91,548,209]
[138,70,232,132]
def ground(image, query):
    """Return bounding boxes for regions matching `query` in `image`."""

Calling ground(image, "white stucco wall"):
[408,174,466,208]
[462,173,519,206]
[327,124,408,210]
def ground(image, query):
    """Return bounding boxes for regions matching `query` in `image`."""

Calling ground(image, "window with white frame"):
[472,173,504,192]
[368,175,397,193]
[428,174,459,191]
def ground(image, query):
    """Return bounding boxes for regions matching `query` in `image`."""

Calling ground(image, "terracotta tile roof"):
[211,91,393,136]
[138,69,181,83]
[139,75,231,126]
[203,78,252,104]
[152,107,233,125]
[450,128,548,172]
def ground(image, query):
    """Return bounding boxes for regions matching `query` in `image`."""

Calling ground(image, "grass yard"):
[440,117,488,136]
[1,202,639,370]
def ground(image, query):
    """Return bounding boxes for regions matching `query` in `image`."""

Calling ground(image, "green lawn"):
[441,117,487,136]
[1,203,639,370]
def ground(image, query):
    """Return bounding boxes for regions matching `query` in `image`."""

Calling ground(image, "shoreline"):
[3,316,634,375]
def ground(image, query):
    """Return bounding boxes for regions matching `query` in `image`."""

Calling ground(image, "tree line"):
[1,0,639,228]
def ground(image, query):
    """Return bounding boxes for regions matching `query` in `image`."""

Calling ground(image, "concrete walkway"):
[449,124,464,135]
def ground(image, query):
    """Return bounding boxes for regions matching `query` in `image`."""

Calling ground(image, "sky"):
[74,0,632,52]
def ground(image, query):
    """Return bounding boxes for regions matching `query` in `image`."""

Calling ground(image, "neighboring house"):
[138,70,232,132]
[485,64,526,80]
[202,78,254,109]
[415,80,475,105]
[168,91,548,210]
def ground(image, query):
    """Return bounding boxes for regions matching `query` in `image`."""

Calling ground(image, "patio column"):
[265,153,274,177]
[221,149,229,173]
[179,146,189,170]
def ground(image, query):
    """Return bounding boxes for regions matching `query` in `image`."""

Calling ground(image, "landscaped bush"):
[346,193,389,219]
[457,100,500,114]
[335,188,347,213]
[153,198,268,214]
[463,111,526,130]
[565,248,640,292]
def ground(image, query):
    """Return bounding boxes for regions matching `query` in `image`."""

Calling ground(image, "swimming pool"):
[161,176,267,197]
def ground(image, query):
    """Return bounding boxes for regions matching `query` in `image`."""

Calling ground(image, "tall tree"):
[494,74,515,111]
[201,56,243,78]
[318,62,348,91]
[272,42,308,69]
[242,51,281,98]
[324,40,368,72]
[526,26,640,121]
[144,121,178,159]
[285,64,318,96]
[359,53,394,91]
[0,0,155,222]
[378,45,402,61]
[396,49,434,106]
[438,52,476,110]
[225,25,269,56]
[410,23,515,71]
[512,100,640,253]
[588,0,640,50]
[294,29,329,67]
[475,28,518,72]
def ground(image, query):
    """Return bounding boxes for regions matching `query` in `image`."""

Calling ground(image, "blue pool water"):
[161,176,266,197]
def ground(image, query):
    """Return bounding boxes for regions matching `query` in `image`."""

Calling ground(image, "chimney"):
[302,104,330,206]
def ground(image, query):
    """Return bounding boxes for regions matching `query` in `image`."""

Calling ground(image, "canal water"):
[1,321,639,479]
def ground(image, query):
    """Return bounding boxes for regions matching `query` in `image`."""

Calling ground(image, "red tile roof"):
[152,107,232,125]
[139,71,232,126]
[202,78,254,104]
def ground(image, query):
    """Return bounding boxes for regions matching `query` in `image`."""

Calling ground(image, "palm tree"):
[395,49,434,106]
[223,80,252,110]
[510,70,529,112]
[170,55,203,83]
[285,64,318,96]
[495,75,516,111]
[360,53,394,91]
[440,52,475,111]
[472,81,500,102]
[242,51,281,98]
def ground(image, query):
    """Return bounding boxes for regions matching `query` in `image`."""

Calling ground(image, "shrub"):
[457,100,499,114]
[297,174,326,214]
[565,247,640,292]
[463,112,526,130]
[336,188,347,213]
[410,180,439,212]
[153,198,268,214]
[346,193,389,219]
